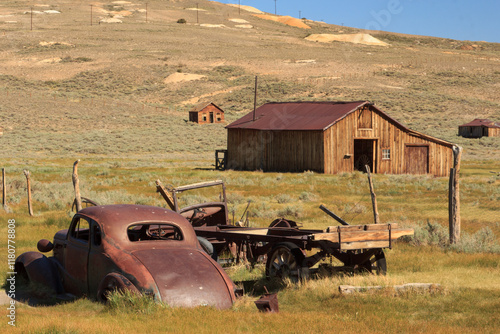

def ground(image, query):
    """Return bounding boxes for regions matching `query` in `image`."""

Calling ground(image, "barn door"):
[354,139,376,172]
[210,112,214,123]
[405,145,429,174]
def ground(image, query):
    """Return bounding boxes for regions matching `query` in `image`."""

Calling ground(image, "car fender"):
[15,251,63,294]
[96,272,141,302]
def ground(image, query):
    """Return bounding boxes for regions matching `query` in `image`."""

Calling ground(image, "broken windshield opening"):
[127,224,183,242]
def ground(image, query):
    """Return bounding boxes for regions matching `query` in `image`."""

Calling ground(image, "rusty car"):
[15,204,239,309]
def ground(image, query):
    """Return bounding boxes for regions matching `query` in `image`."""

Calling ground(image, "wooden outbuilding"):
[226,101,459,176]
[458,119,500,138]
[189,102,225,124]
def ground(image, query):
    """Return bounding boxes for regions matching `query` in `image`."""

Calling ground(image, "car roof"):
[77,204,198,246]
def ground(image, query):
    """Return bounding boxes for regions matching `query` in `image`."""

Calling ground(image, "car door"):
[87,220,111,298]
[64,216,90,296]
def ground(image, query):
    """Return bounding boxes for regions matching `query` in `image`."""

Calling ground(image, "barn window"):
[382,148,391,160]
[203,115,207,121]
[358,108,372,129]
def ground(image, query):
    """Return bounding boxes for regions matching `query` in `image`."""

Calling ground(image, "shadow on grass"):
[2,276,74,307]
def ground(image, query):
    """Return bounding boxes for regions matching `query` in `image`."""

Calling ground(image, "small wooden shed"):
[458,119,500,138]
[226,101,459,176]
[189,102,225,124]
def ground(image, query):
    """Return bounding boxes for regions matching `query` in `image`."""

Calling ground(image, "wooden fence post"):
[2,168,6,209]
[73,160,82,212]
[449,146,463,244]
[23,170,33,216]
[365,165,380,224]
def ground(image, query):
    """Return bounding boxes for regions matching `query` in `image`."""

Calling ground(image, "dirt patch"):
[305,33,389,46]
[254,14,310,29]
[229,18,249,24]
[181,86,245,105]
[100,17,123,23]
[39,41,75,47]
[164,72,206,84]
[227,4,263,14]
[200,24,226,28]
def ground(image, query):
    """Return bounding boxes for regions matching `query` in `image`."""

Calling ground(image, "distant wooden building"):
[458,119,500,138]
[226,101,459,176]
[189,102,225,124]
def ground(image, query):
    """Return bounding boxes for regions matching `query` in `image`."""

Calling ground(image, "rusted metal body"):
[156,180,414,279]
[15,204,239,308]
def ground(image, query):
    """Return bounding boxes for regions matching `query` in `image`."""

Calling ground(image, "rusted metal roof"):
[190,102,224,113]
[226,101,455,147]
[226,101,371,131]
[459,118,500,128]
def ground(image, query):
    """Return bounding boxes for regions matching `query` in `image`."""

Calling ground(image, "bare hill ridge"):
[0,0,499,160]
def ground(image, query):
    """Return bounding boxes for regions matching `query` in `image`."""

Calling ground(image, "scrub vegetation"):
[0,0,499,332]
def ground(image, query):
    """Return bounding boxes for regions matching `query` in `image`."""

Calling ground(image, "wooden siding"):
[227,129,324,172]
[190,104,224,124]
[488,127,500,137]
[323,106,453,177]
[228,105,454,177]
[458,126,484,138]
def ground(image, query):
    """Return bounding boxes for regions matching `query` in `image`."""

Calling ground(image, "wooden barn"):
[189,102,225,124]
[458,119,500,138]
[226,101,459,177]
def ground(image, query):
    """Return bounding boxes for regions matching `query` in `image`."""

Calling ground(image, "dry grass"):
[0,0,499,332]
[0,158,499,333]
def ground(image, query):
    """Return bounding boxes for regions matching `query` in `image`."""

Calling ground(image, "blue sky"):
[222,1,500,43]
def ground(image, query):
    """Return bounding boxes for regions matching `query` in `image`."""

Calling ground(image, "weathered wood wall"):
[227,106,454,176]
[458,126,484,138]
[190,104,225,124]
[227,129,324,172]
[324,106,453,176]
[486,127,500,137]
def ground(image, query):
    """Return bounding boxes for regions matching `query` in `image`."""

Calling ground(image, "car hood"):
[131,248,235,309]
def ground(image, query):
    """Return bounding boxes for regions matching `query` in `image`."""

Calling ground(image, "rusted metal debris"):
[255,293,279,313]
[15,204,239,309]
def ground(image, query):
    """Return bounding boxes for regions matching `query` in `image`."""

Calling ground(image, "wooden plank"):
[339,283,441,295]
[313,228,414,243]
[365,223,399,230]
[341,240,390,250]
[325,223,400,232]
[155,179,175,210]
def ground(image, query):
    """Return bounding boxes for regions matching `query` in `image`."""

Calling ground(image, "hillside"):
[0,0,499,161]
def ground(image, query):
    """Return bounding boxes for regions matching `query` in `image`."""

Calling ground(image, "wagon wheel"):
[269,218,298,228]
[360,249,387,275]
[266,242,306,282]
[355,154,372,172]
[71,197,99,213]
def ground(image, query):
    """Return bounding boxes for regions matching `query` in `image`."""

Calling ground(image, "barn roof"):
[459,118,500,128]
[226,101,405,131]
[189,102,224,113]
[226,101,455,147]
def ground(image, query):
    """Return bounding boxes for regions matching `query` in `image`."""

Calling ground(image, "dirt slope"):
[0,0,499,160]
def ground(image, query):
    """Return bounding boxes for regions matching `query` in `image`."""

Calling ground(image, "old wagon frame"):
[155,179,413,280]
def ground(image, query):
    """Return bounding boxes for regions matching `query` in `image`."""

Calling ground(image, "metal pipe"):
[253,76,257,121]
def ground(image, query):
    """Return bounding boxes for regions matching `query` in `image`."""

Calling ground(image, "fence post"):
[23,170,33,216]
[2,168,6,209]
[365,165,380,224]
[449,145,463,244]
[73,160,82,212]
